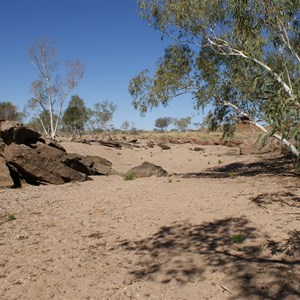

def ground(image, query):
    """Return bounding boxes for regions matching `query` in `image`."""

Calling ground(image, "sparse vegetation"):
[231,234,246,244]
[228,172,238,179]
[7,214,16,221]
[123,171,135,181]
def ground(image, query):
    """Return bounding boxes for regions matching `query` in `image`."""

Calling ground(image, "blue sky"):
[0,0,207,130]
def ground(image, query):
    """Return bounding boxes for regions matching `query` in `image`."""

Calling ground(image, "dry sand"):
[0,138,299,300]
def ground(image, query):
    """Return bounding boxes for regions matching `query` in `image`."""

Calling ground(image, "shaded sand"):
[0,139,299,300]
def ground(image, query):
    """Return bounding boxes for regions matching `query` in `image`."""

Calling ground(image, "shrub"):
[231,234,245,244]
[123,171,135,181]
[7,214,16,221]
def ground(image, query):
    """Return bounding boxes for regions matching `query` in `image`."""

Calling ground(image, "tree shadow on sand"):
[177,155,298,178]
[250,191,300,209]
[120,217,300,299]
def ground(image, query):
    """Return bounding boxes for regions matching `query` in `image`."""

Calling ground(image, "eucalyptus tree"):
[173,116,191,132]
[90,100,117,134]
[121,120,130,131]
[129,0,300,158]
[154,116,172,131]
[0,101,22,121]
[62,95,90,138]
[27,37,84,138]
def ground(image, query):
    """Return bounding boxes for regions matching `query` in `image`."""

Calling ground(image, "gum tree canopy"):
[129,0,300,158]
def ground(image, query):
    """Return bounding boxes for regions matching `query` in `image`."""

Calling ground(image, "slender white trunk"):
[38,117,49,136]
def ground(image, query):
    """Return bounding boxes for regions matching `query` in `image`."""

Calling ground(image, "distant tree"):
[121,120,130,131]
[0,101,22,121]
[91,100,117,134]
[154,117,172,132]
[173,117,191,132]
[62,95,90,138]
[27,37,84,138]
[131,121,137,131]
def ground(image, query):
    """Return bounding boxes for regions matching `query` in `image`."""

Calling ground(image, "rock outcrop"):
[3,143,87,185]
[0,121,116,187]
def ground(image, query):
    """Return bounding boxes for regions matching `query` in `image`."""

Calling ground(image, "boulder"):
[60,154,116,176]
[127,162,168,178]
[0,156,14,188]
[80,155,115,175]
[3,144,86,185]
[146,141,155,148]
[157,142,171,150]
[0,138,5,155]
[34,142,65,159]
[80,155,112,167]
[92,163,115,175]
[44,138,66,152]
[59,153,94,175]
[0,121,42,145]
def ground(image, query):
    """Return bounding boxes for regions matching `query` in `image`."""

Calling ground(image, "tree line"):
[154,116,192,132]
[0,97,119,137]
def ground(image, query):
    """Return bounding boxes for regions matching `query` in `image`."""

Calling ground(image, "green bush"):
[123,171,135,181]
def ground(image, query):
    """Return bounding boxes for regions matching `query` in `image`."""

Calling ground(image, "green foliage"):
[154,117,172,131]
[129,44,194,114]
[131,0,300,160]
[62,95,90,138]
[0,102,22,121]
[123,171,135,181]
[7,214,16,222]
[228,171,238,179]
[231,234,246,244]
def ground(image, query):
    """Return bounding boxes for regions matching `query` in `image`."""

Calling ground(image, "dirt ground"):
[0,137,299,300]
